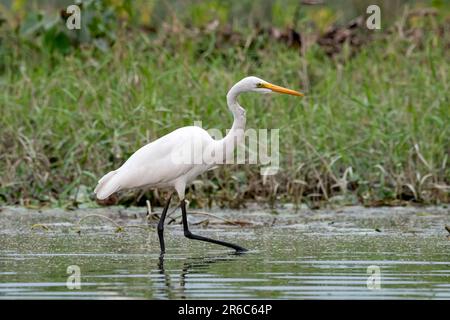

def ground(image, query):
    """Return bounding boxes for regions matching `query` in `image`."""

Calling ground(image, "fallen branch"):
[75,214,151,234]
[171,210,253,226]
[31,223,50,231]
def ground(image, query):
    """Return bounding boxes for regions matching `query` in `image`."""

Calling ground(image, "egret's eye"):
[256,83,264,88]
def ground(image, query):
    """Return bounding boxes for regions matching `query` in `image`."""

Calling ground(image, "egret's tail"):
[94,170,120,200]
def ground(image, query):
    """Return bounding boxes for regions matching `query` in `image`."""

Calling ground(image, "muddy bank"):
[0,204,448,237]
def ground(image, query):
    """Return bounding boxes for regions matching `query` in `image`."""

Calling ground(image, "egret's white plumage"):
[94,125,216,200]
[95,76,302,201]
[94,76,303,253]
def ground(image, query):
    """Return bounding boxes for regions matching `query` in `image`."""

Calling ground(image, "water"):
[0,206,449,299]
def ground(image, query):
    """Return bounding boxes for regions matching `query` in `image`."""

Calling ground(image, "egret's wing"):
[95,126,212,199]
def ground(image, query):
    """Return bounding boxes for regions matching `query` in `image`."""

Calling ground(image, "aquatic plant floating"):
[94,76,303,254]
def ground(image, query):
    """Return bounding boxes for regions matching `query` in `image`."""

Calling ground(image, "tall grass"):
[0,4,448,208]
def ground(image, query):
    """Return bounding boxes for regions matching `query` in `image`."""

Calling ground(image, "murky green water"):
[0,206,449,299]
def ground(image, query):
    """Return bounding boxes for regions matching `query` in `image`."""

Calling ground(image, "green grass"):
[0,5,449,208]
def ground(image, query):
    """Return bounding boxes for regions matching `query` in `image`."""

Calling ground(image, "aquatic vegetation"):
[0,1,448,208]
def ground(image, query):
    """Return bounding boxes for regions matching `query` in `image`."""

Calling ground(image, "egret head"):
[235,76,304,97]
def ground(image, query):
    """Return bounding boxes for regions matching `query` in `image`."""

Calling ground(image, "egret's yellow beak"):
[261,83,304,97]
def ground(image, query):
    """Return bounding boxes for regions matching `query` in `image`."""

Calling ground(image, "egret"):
[94,76,303,253]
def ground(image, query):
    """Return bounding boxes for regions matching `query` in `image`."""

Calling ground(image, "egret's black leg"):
[180,199,247,252]
[157,194,173,254]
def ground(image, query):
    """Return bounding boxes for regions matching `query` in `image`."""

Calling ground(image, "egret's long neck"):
[226,86,246,131]
[220,85,246,160]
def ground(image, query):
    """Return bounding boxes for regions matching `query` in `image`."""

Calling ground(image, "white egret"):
[94,76,303,253]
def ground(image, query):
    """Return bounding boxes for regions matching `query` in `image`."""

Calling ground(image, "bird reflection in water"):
[152,252,246,299]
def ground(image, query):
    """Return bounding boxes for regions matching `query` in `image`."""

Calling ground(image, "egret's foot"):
[184,230,247,253]
[234,246,248,253]
[180,198,249,253]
